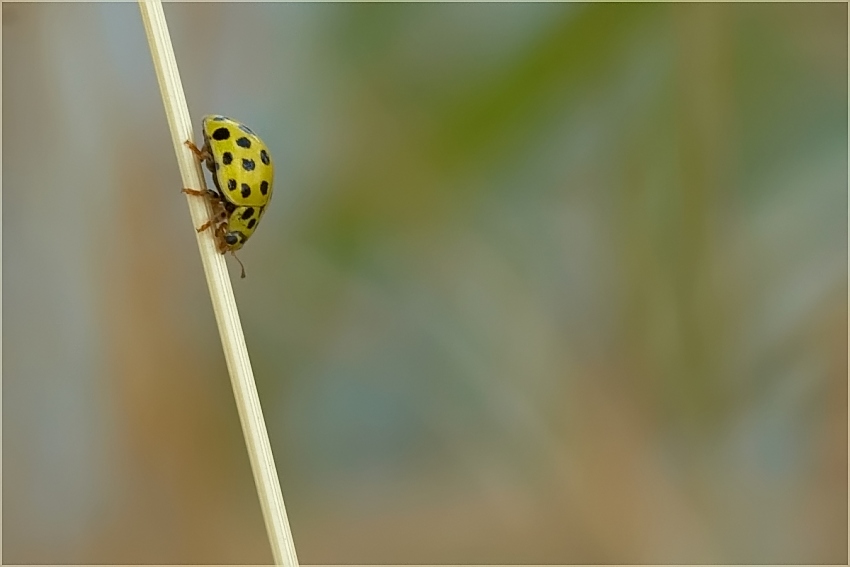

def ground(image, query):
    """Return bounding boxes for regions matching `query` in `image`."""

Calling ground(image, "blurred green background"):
[3,2,847,564]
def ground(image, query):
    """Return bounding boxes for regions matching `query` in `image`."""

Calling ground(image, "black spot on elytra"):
[247,218,257,229]
[242,158,255,171]
[225,233,239,245]
[260,149,270,165]
[241,183,252,198]
[227,178,237,191]
[241,207,255,220]
[260,180,269,195]
[212,127,230,141]
[222,152,233,165]
[236,137,251,149]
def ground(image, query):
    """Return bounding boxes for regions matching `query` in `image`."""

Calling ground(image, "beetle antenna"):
[231,252,246,279]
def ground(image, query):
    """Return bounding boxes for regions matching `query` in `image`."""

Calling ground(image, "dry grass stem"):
[138,2,299,564]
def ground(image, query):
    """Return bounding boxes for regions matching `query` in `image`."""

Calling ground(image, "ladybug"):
[184,115,274,278]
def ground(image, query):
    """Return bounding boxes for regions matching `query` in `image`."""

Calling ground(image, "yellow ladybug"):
[183,115,274,278]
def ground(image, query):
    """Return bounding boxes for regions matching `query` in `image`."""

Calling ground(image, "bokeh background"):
[3,2,847,564]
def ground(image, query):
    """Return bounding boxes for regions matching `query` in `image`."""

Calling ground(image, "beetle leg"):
[195,219,213,233]
[198,220,230,254]
[182,188,229,238]
[182,187,217,198]
[184,140,211,161]
[184,140,216,173]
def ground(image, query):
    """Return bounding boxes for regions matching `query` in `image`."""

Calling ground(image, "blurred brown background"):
[3,2,847,564]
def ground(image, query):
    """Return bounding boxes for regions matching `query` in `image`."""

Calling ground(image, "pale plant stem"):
[138,2,298,565]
